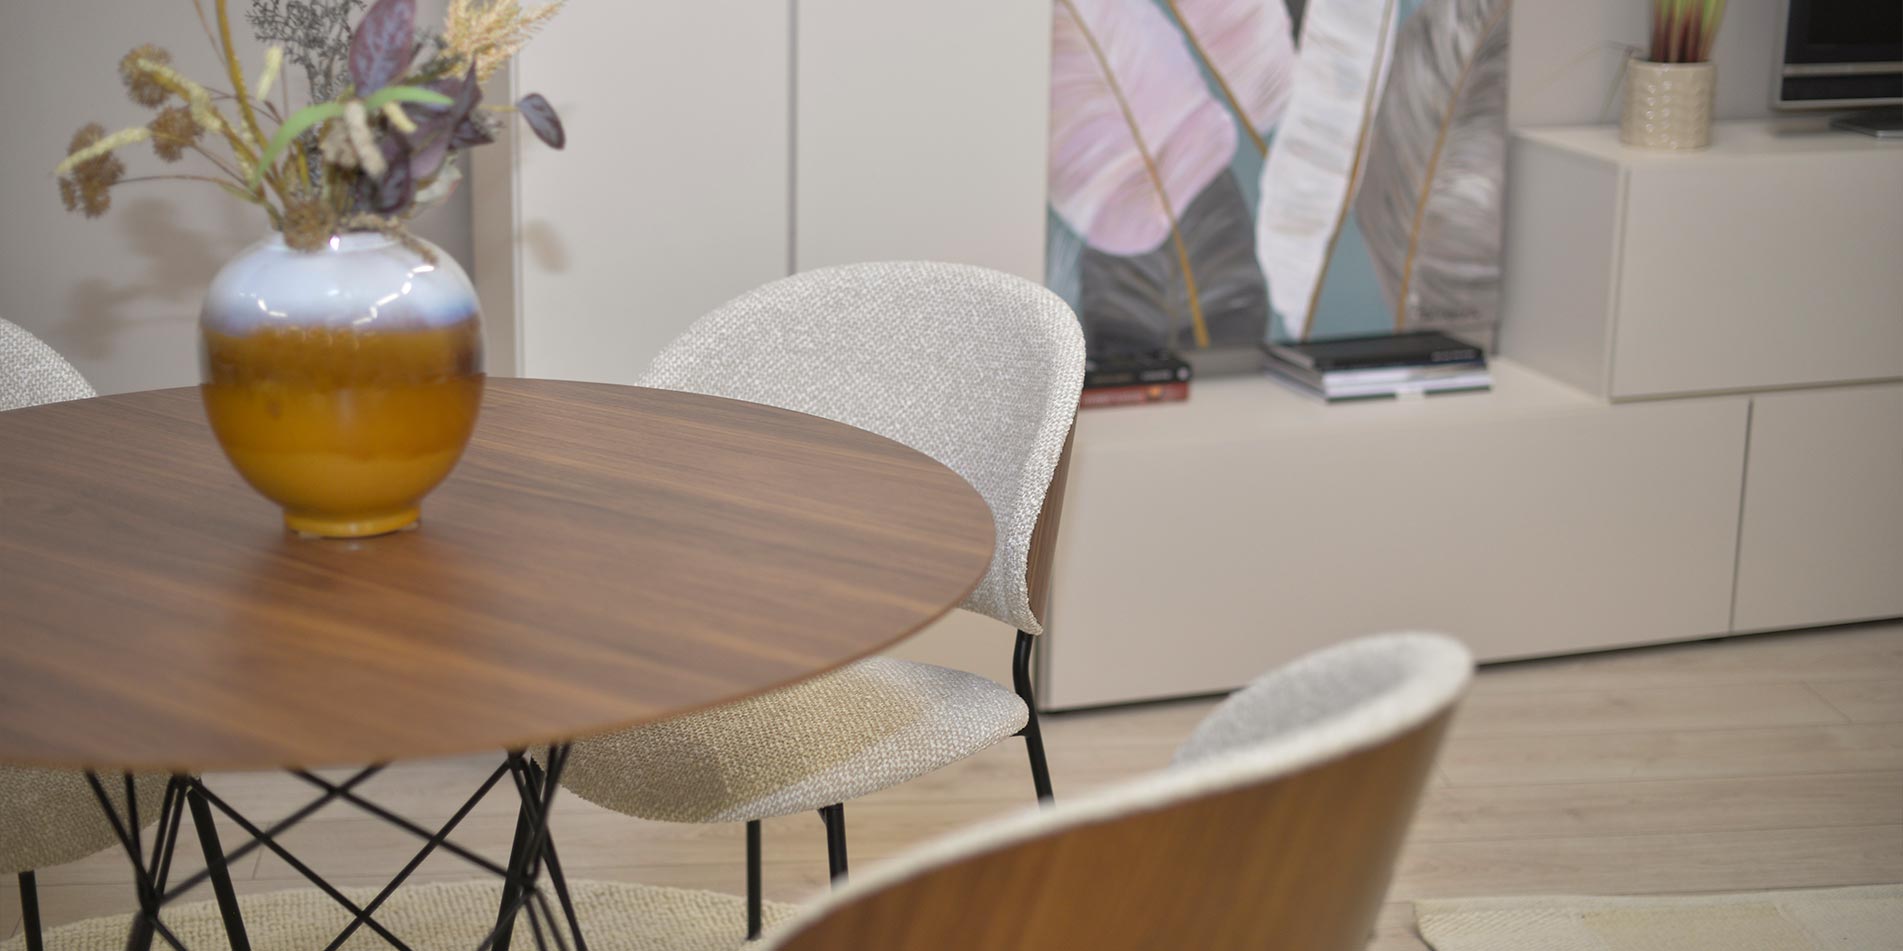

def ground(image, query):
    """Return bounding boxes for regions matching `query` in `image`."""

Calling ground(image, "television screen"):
[1779,0,1903,107]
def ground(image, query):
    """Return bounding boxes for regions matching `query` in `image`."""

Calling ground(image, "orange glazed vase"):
[199,233,484,538]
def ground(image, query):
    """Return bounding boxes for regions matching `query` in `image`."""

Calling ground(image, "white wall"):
[0,0,472,395]
[1508,0,1786,127]
[493,0,792,384]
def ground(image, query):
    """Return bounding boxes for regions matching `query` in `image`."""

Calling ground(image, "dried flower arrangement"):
[54,0,564,252]
[1648,0,1727,64]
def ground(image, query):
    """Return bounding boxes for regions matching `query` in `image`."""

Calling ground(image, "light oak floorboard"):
[1810,679,1903,724]
[8,621,1900,947]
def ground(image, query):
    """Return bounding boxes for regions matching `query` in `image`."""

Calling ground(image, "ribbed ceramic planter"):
[1621,60,1715,150]
[199,233,484,538]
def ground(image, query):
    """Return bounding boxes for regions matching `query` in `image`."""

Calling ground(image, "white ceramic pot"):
[199,233,485,538]
[1621,60,1715,150]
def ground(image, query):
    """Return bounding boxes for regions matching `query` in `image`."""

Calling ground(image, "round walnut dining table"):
[0,377,995,951]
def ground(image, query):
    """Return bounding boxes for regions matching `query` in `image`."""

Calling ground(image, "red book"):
[1079,381,1190,409]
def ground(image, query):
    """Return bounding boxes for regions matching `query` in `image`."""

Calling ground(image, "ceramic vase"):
[1621,60,1716,150]
[199,233,484,538]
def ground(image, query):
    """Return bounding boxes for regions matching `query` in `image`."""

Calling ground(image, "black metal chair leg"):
[19,872,43,951]
[819,804,848,885]
[492,794,536,951]
[744,820,763,941]
[1013,630,1055,804]
[186,783,251,951]
[1023,705,1055,804]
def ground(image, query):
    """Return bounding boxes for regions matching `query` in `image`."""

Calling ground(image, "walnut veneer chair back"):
[763,633,1473,951]
[640,262,1085,635]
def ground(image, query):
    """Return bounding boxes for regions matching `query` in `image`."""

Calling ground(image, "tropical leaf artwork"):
[1164,0,1299,154]
[1046,0,1512,359]
[1253,0,1401,341]
[1353,0,1509,333]
[1049,0,1239,347]
[1051,0,1303,352]
[1081,175,1267,354]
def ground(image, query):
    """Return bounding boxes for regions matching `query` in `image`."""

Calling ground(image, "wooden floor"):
[7,622,1901,948]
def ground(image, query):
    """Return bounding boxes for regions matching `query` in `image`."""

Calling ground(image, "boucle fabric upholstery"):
[0,878,801,951]
[1,317,94,410]
[638,261,1085,637]
[0,768,167,877]
[558,658,1029,823]
[761,633,1473,949]
[1174,632,1465,766]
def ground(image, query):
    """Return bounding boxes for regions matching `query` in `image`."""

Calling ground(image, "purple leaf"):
[355,134,413,215]
[406,68,482,181]
[517,94,565,150]
[349,0,416,95]
[377,158,414,214]
[449,115,495,149]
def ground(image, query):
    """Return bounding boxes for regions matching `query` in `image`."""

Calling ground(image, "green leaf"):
[363,84,455,113]
[253,102,345,188]
[218,181,266,206]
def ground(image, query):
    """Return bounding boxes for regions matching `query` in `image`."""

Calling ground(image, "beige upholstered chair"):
[588,632,1472,949]
[550,262,1086,936]
[1,317,93,412]
[1,317,168,951]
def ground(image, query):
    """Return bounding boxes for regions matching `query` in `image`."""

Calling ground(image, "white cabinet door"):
[1734,383,1903,633]
[501,1,792,383]
[1045,374,1749,709]
[795,0,1049,280]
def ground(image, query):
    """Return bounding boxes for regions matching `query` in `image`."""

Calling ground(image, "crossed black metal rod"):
[160,766,385,905]
[317,759,520,951]
[80,745,584,951]
[82,773,193,951]
[286,770,516,878]
[192,781,417,951]
[477,746,578,951]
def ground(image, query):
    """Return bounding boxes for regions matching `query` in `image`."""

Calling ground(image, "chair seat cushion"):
[1,769,167,876]
[558,658,1029,823]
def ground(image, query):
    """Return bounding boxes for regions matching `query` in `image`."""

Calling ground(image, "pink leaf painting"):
[1166,0,1299,154]
[1049,0,1238,258]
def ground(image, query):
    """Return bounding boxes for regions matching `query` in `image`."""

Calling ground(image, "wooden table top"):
[0,380,994,772]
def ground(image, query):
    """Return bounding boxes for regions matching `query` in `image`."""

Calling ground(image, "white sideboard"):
[1043,365,1749,708]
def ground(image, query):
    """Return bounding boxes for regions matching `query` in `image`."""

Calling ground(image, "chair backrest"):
[641,262,1085,635]
[763,633,1473,951]
[0,317,94,411]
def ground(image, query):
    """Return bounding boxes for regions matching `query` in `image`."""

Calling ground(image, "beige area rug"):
[1416,883,1903,951]
[2,880,802,951]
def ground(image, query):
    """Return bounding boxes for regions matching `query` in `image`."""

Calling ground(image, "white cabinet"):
[795,1,1050,280]
[1734,383,1903,633]
[1043,365,1749,708]
[477,2,1050,382]
[1503,121,1903,401]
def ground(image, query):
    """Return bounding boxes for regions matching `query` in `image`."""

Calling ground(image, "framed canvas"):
[1048,0,1510,359]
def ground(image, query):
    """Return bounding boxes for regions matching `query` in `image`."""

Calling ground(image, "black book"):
[1084,350,1193,389]
[1266,331,1483,372]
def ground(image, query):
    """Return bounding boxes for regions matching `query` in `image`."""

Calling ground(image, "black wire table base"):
[84,745,586,951]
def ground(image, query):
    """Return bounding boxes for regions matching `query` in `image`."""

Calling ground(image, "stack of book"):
[1264,331,1491,402]
[1080,350,1192,409]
